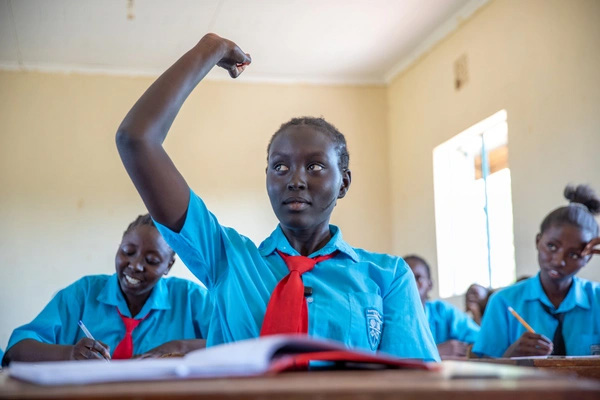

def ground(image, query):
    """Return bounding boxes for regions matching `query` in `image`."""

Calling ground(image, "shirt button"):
[307,297,314,303]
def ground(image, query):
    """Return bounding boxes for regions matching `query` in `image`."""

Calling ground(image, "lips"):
[547,268,562,279]
[123,274,143,287]
[283,197,310,211]
[283,197,310,205]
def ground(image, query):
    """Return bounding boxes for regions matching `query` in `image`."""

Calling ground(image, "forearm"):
[176,339,207,354]
[3,339,72,365]
[117,34,227,146]
[115,33,248,229]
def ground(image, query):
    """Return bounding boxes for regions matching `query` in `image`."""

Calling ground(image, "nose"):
[129,259,144,272]
[551,251,567,268]
[287,168,307,190]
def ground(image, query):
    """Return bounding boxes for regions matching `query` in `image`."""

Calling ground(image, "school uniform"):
[155,190,440,361]
[425,300,480,344]
[6,274,212,357]
[472,273,600,357]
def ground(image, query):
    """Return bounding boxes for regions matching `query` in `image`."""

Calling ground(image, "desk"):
[1,361,599,400]
[470,357,600,380]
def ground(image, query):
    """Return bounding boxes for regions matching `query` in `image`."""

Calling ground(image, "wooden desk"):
[470,357,600,380]
[1,361,599,400]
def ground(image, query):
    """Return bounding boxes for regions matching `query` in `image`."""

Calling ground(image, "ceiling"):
[0,0,487,85]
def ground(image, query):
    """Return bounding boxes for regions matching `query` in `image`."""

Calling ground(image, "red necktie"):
[112,308,143,359]
[260,250,338,336]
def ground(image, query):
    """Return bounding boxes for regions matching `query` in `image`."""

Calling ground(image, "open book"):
[8,334,437,385]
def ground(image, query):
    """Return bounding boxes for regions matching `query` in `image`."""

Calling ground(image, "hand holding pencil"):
[503,306,553,357]
[71,320,111,361]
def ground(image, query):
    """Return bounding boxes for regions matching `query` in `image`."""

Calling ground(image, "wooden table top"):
[1,361,600,400]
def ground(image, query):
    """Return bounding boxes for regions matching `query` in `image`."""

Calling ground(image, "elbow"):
[115,127,135,152]
[115,127,147,155]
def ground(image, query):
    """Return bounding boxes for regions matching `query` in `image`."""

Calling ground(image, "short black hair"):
[267,117,350,172]
[123,214,175,258]
[540,184,600,237]
[404,254,431,279]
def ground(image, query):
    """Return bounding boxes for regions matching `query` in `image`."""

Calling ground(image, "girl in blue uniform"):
[406,255,480,358]
[115,33,439,361]
[473,184,600,357]
[2,215,212,365]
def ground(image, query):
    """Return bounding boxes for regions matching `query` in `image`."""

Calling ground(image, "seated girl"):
[406,255,480,358]
[473,184,600,357]
[465,283,492,325]
[2,214,212,365]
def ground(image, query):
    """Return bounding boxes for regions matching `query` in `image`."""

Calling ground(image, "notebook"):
[8,334,436,386]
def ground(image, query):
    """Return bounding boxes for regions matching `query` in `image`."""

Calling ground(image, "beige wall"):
[0,72,389,348]
[387,0,600,305]
[2,0,599,350]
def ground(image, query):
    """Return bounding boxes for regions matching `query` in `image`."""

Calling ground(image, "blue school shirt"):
[155,190,440,362]
[6,274,212,357]
[425,300,480,344]
[472,273,600,357]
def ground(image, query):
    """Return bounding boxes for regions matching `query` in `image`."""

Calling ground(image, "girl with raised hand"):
[473,184,600,357]
[2,215,211,365]
[115,33,439,361]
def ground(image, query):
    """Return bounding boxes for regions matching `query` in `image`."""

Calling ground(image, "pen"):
[78,320,110,361]
[507,306,536,333]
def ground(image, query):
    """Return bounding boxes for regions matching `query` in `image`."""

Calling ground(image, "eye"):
[121,246,136,256]
[547,243,557,251]
[308,164,324,171]
[146,257,161,265]
[568,252,581,260]
[274,164,289,172]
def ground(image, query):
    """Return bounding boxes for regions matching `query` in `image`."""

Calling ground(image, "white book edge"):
[8,334,353,386]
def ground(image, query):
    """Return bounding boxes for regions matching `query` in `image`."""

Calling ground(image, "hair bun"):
[564,184,600,215]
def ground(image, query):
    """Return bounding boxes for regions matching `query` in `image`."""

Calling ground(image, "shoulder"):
[351,248,407,271]
[485,280,534,314]
[573,276,600,301]
[427,299,464,318]
[574,276,600,291]
[59,275,111,296]
[428,299,456,312]
[162,276,205,290]
[162,277,209,297]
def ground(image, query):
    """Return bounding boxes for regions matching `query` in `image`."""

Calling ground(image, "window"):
[433,110,516,298]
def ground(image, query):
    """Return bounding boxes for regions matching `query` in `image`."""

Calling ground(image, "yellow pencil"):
[508,306,536,333]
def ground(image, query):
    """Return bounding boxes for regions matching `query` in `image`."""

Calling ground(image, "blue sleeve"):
[472,291,512,357]
[6,280,85,350]
[379,260,440,362]
[446,303,480,343]
[154,189,229,289]
[189,283,213,339]
[155,189,262,292]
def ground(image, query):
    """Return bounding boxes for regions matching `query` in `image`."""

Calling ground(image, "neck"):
[120,287,152,318]
[540,275,573,309]
[281,222,332,256]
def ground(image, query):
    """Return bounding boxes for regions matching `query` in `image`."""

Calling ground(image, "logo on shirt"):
[366,308,383,351]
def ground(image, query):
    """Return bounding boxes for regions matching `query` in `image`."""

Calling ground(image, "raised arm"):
[116,33,251,231]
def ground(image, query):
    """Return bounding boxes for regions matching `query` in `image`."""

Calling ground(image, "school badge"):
[366,308,383,350]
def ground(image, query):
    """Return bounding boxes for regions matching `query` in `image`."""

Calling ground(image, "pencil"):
[507,306,536,333]
[78,320,110,362]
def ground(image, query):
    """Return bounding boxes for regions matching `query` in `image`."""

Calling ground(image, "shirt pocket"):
[570,334,600,355]
[348,292,384,352]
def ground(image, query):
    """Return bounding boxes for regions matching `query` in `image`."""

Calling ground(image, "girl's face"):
[266,126,350,232]
[407,259,432,303]
[536,223,592,286]
[115,225,174,298]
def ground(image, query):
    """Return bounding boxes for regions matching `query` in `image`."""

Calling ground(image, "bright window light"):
[433,110,516,297]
